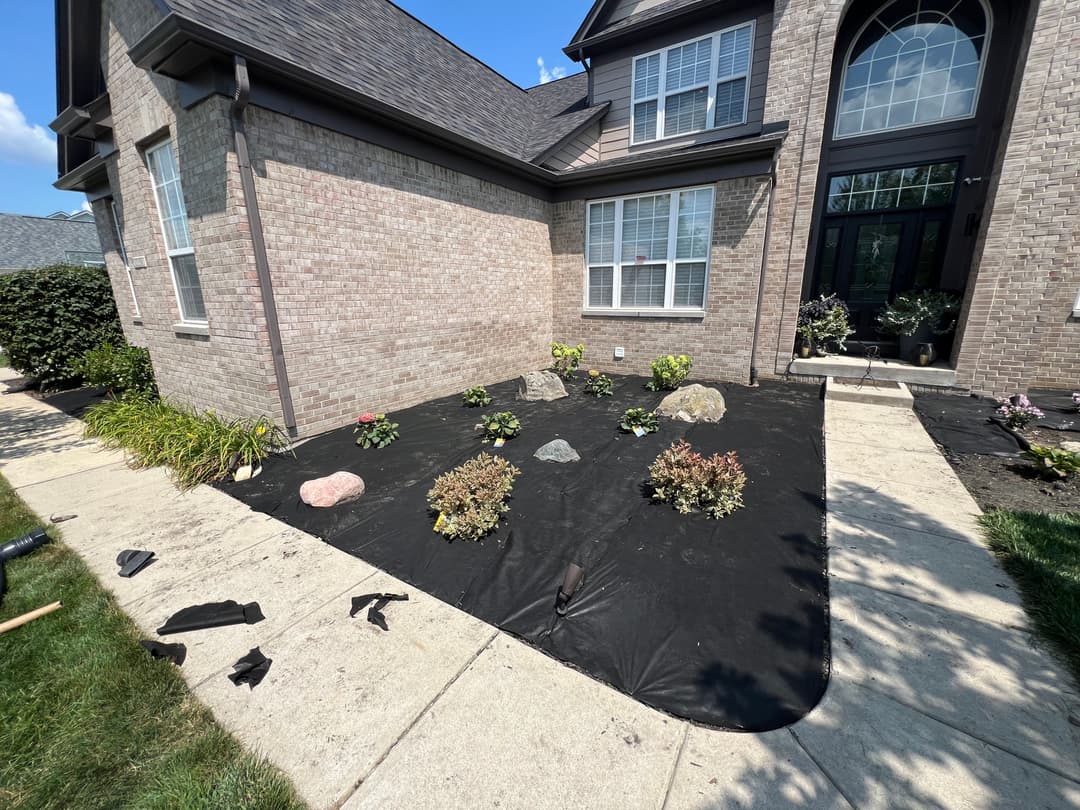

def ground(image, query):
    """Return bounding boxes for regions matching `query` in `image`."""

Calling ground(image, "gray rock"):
[656,384,727,423]
[517,370,568,402]
[534,439,580,463]
[299,471,365,507]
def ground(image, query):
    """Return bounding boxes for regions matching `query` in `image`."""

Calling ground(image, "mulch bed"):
[219,375,828,731]
[914,389,1080,513]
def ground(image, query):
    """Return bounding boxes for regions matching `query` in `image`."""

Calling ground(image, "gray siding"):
[591,4,773,161]
[543,122,602,170]
[603,0,670,26]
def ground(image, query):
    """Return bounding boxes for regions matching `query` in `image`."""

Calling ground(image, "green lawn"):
[981,511,1080,684]
[0,474,306,810]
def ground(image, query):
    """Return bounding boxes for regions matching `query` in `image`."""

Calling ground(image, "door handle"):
[964,211,981,236]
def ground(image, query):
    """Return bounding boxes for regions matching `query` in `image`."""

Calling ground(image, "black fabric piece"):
[913,393,1023,456]
[228,646,272,689]
[219,376,827,731]
[116,549,155,578]
[1028,389,1080,432]
[349,592,409,622]
[140,639,187,666]
[156,600,264,635]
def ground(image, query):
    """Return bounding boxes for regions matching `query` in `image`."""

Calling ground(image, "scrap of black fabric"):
[140,639,187,666]
[156,600,264,635]
[228,647,272,688]
[220,376,827,731]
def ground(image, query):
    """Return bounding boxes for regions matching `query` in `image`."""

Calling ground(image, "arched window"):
[835,0,989,138]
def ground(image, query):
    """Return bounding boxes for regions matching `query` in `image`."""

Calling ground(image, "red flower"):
[357,412,376,424]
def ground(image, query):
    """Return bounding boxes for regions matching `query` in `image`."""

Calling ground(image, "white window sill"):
[581,308,706,320]
[173,322,209,336]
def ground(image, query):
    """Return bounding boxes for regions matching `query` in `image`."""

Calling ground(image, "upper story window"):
[585,186,715,312]
[836,0,989,139]
[146,139,206,324]
[632,21,754,145]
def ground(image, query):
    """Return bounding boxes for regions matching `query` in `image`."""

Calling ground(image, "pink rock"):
[299,471,365,507]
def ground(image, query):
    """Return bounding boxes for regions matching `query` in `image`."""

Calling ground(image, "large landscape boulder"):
[534,439,580,463]
[300,471,366,507]
[517,370,568,401]
[656,384,727,423]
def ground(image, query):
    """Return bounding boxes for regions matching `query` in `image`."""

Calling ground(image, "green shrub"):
[83,395,288,490]
[354,412,400,449]
[0,264,123,388]
[877,290,960,337]
[620,407,659,434]
[649,439,747,519]
[645,354,693,391]
[550,342,585,379]
[584,369,613,397]
[462,385,492,407]
[1025,445,1080,480]
[73,342,156,396]
[427,453,521,541]
[481,411,521,440]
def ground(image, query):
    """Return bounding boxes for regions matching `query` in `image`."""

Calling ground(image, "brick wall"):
[551,176,771,381]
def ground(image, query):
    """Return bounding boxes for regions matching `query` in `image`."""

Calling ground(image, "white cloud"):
[70,200,92,215]
[0,92,56,166]
[537,57,568,85]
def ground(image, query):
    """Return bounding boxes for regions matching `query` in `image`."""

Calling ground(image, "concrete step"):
[825,376,914,409]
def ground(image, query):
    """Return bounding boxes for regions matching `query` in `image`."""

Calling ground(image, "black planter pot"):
[898,322,936,363]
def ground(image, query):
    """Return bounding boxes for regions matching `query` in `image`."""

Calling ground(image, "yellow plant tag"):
[434,512,446,532]
[493,438,506,448]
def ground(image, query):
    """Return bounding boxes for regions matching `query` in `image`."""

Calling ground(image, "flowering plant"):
[996,394,1044,430]
[427,453,521,541]
[645,354,693,391]
[619,407,659,434]
[584,369,613,397]
[1073,392,1080,413]
[797,294,855,349]
[355,412,400,448]
[551,342,585,379]
[649,439,747,519]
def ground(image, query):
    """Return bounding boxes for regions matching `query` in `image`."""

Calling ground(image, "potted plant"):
[796,295,855,356]
[877,291,960,365]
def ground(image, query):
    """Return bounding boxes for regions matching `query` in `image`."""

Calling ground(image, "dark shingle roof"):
[567,0,713,51]
[522,73,608,162]
[0,213,103,272]
[160,0,598,163]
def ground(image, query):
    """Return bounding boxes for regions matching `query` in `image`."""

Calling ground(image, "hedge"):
[0,264,123,388]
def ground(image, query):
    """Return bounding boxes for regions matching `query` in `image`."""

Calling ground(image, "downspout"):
[579,48,593,106]
[230,55,297,436]
[748,158,778,387]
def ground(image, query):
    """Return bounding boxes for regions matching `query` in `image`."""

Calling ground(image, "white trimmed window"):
[585,186,715,312]
[107,198,139,317]
[632,21,754,144]
[146,139,206,323]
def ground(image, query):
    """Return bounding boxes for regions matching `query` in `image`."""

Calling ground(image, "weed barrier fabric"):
[220,376,827,731]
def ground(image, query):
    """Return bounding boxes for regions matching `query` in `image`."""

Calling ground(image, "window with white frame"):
[146,139,206,323]
[585,186,714,311]
[106,198,140,317]
[632,21,754,144]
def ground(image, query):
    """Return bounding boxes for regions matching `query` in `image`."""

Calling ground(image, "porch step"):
[790,354,957,387]
[825,376,914,409]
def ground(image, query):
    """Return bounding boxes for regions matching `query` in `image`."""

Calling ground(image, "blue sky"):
[0,1,591,217]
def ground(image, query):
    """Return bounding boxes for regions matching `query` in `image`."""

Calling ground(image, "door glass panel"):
[914,221,942,288]
[817,226,842,295]
[848,223,902,305]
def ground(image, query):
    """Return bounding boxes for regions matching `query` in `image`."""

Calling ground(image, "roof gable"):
[565,0,719,55]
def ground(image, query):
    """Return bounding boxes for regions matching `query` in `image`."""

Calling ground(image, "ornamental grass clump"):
[996,394,1044,430]
[584,369,613,397]
[462,385,492,407]
[354,412,400,448]
[649,439,747,519]
[83,395,288,490]
[481,411,521,440]
[427,453,521,541]
[646,354,693,391]
[550,342,585,379]
[619,407,659,434]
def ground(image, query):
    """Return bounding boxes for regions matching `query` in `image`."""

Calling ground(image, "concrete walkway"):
[2,367,1079,809]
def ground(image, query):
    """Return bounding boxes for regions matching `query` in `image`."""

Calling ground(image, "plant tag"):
[633,426,647,438]
[433,512,446,532]
[492,438,506,448]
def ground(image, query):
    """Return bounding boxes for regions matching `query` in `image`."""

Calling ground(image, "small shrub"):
[427,453,521,541]
[481,411,521,440]
[462,385,492,407]
[584,369,613,397]
[0,264,124,388]
[354,412,400,448]
[996,394,1044,430]
[645,354,693,391]
[551,342,585,379]
[1025,445,1080,480]
[619,407,659,434]
[649,439,747,519]
[877,290,960,337]
[797,294,855,351]
[73,342,156,396]
[83,395,288,490]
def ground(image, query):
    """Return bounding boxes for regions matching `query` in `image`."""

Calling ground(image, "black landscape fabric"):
[228,647,272,689]
[221,376,827,731]
[156,600,264,635]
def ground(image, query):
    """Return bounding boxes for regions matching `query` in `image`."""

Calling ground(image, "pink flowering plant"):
[1073,392,1080,413]
[354,412,400,449]
[996,394,1044,430]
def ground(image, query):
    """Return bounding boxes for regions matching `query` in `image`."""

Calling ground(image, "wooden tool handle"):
[0,601,63,634]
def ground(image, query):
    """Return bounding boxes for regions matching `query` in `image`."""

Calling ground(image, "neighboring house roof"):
[0,212,104,272]
[155,0,597,164]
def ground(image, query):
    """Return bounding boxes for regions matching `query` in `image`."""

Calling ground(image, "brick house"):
[52,0,1079,437]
